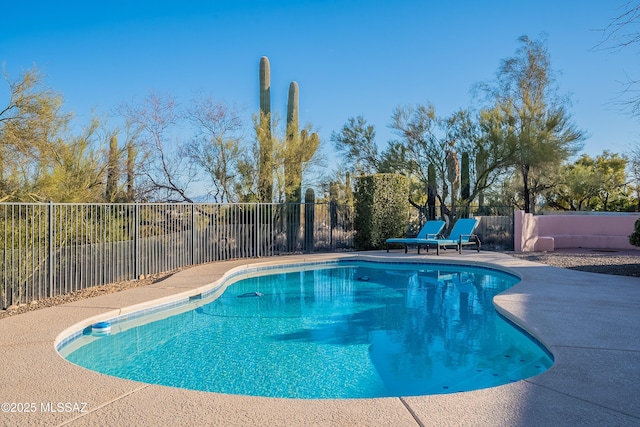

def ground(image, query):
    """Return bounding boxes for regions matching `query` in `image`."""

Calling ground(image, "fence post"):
[48,202,54,298]
[134,203,140,279]
[191,204,196,266]
[329,200,336,251]
[257,204,261,258]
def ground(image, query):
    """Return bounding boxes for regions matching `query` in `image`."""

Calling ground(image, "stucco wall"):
[514,211,640,252]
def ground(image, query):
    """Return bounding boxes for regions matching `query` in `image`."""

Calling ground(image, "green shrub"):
[354,174,409,250]
[629,218,640,247]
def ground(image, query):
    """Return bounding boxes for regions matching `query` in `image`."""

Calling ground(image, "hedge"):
[354,174,409,250]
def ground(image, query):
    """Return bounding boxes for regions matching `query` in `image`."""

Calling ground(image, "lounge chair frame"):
[419,218,482,255]
[385,220,446,254]
[423,233,482,255]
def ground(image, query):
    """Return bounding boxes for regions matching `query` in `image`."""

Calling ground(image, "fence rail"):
[0,202,354,309]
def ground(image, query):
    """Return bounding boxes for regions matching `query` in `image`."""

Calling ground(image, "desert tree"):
[546,151,631,211]
[119,92,196,202]
[630,146,640,210]
[0,67,109,202]
[186,95,246,203]
[478,36,585,212]
[387,104,449,211]
[36,118,106,202]
[330,115,379,175]
[105,133,120,202]
[0,67,68,200]
[386,104,514,222]
[597,1,640,118]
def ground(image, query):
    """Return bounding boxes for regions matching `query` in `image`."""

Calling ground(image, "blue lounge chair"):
[386,220,446,254]
[414,218,481,255]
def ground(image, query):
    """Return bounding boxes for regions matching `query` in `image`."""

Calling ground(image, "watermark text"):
[1,402,88,413]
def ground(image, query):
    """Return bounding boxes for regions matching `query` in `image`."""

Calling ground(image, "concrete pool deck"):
[0,251,639,426]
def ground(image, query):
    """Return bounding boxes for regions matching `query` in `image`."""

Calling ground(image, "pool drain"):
[238,292,263,298]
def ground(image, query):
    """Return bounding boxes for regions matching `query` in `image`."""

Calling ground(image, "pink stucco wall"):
[514,210,640,252]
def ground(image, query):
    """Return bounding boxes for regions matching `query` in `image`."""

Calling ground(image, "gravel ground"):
[1,250,638,319]
[513,248,640,278]
[0,269,182,320]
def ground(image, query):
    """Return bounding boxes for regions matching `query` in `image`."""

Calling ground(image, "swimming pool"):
[59,260,553,399]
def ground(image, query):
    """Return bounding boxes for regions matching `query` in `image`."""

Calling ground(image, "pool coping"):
[1,251,639,426]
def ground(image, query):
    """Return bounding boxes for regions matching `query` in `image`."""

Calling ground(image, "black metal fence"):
[0,202,354,309]
[0,201,513,310]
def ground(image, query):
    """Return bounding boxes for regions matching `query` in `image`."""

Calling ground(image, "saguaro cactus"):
[344,172,354,227]
[257,56,273,203]
[284,82,319,203]
[446,149,460,219]
[460,152,470,217]
[106,135,119,202]
[476,148,488,209]
[285,81,300,205]
[329,181,338,229]
[286,81,299,147]
[284,81,319,251]
[461,152,470,201]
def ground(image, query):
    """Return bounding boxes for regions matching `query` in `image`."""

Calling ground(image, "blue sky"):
[2,0,639,165]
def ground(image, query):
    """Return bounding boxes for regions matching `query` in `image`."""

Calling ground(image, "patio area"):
[1,251,639,426]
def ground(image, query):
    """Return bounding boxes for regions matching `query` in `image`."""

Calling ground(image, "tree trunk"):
[522,164,531,213]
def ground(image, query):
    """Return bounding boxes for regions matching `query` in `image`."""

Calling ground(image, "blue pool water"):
[61,261,553,399]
